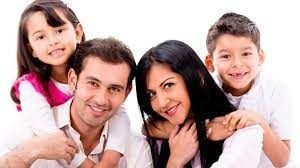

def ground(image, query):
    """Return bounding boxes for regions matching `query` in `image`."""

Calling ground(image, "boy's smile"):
[206,34,264,96]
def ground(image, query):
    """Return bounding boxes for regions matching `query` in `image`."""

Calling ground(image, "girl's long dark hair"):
[136,40,235,168]
[10,0,85,104]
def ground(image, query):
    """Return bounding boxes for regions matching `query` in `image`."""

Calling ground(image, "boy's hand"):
[205,117,235,141]
[222,110,264,131]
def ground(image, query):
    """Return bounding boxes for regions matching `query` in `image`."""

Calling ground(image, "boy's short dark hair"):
[206,12,260,55]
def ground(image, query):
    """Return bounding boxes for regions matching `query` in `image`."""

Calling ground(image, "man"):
[0,38,152,167]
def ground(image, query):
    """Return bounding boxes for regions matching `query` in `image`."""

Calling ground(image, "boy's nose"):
[231,57,243,67]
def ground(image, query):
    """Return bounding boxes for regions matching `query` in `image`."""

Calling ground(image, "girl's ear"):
[27,44,36,58]
[205,54,215,72]
[68,68,78,92]
[75,23,84,43]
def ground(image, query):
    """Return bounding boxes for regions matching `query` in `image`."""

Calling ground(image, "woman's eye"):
[164,82,174,89]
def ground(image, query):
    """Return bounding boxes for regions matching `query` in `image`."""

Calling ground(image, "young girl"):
[10,0,129,167]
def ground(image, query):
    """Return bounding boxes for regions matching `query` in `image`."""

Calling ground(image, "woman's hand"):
[167,120,198,167]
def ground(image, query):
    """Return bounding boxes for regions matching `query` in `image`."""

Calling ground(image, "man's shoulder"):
[125,132,150,154]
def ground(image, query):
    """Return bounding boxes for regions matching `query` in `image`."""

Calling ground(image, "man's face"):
[68,56,131,128]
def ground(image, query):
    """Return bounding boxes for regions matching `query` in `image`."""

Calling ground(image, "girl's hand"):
[167,120,198,167]
[27,130,78,165]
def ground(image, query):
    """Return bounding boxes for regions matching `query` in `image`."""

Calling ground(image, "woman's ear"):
[205,54,215,72]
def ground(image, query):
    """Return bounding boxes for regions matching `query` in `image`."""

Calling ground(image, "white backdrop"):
[0,0,299,163]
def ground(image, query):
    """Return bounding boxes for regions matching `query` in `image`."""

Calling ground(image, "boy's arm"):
[260,121,290,167]
[222,109,291,167]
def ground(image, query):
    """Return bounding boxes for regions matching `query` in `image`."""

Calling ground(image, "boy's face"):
[205,34,264,96]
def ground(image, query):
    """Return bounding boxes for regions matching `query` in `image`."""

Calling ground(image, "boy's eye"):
[221,54,230,59]
[163,82,174,89]
[242,52,252,56]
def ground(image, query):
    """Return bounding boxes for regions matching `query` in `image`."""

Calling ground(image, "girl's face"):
[26,9,83,70]
[146,63,191,125]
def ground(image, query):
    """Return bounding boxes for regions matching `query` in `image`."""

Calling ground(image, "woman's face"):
[146,63,191,125]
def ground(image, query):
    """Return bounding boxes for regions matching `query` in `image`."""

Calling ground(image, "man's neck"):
[70,105,104,154]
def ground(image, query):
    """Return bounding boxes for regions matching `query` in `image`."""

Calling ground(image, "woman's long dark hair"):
[136,40,236,168]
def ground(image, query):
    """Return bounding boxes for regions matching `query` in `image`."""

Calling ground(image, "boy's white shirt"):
[14,79,131,164]
[213,71,292,168]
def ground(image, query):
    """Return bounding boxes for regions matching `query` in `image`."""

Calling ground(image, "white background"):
[0,0,299,164]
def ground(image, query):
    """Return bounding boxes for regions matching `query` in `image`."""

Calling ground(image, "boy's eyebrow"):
[243,46,253,50]
[218,49,229,53]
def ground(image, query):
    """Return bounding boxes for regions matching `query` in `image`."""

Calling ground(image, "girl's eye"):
[57,28,64,33]
[36,35,45,40]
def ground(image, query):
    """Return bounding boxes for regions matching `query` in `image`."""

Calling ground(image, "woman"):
[136,40,263,168]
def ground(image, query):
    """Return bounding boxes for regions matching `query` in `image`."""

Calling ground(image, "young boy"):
[205,12,291,167]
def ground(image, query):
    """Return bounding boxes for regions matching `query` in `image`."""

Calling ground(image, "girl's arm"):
[19,81,58,134]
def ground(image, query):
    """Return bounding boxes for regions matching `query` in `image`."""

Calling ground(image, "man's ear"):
[205,54,215,72]
[124,84,132,100]
[68,68,78,92]
[258,49,265,66]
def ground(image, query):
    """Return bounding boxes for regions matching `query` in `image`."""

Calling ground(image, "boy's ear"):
[258,49,265,66]
[75,23,84,43]
[205,54,215,72]
[68,68,78,92]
